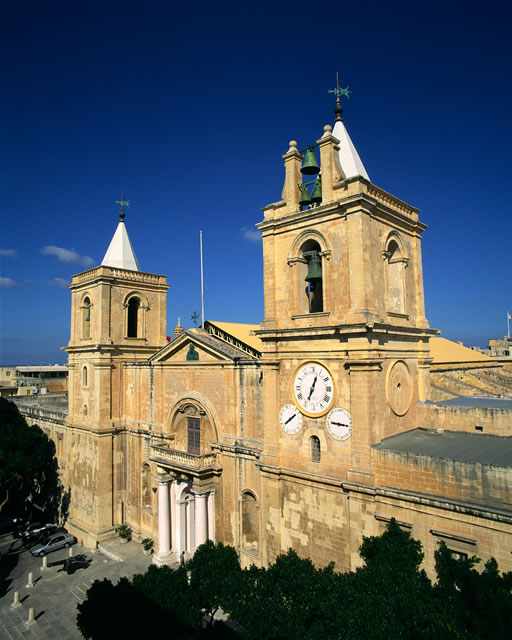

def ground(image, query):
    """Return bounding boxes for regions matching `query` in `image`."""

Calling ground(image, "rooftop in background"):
[429,397,512,410]
[374,428,512,467]
[15,365,68,374]
[430,337,498,368]
[205,321,262,353]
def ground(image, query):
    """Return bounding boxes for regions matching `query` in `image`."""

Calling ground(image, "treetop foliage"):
[77,519,512,640]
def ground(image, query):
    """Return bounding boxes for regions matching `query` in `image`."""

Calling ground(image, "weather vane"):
[191,311,200,327]
[328,72,351,100]
[116,190,130,219]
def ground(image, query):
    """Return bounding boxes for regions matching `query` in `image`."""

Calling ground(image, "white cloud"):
[41,245,94,267]
[0,277,18,288]
[49,277,69,288]
[240,227,261,243]
[0,249,18,258]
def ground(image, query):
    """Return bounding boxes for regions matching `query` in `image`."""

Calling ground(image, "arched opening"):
[311,435,321,463]
[82,366,88,387]
[141,463,152,509]
[83,404,88,416]
[241,491,259,554]
[298,239,323,314]
[82,297,91,338]
[127,297,140,337]
[385,237,407,314]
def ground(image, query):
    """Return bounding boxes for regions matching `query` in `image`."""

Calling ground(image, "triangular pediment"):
[150,328,257,364]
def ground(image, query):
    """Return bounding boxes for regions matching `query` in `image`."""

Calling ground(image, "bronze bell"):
[298,184,312,207]
[305,251,322,282]
[311,177,322,204]
[301,147,320,175]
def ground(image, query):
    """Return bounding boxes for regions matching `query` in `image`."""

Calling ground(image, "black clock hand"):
[285,413,296,425]
[308,376,318,400]
[332,421,348,427]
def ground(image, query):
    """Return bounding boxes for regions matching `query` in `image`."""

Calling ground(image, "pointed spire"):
[101,194,141,271]
[329,73,370,181]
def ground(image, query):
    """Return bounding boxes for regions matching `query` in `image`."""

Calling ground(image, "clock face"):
[326,408,352,440]
[279,404,302,434]
[292,361,335,417]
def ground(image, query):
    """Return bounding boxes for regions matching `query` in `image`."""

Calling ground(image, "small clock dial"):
[292,361,335,417]
[326,408,352,440]
[279,404,302,434]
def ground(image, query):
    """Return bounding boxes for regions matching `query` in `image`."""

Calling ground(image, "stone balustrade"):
[72,266,166,284]
[150,445,217,470]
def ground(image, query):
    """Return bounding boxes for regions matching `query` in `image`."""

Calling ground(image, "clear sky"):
[1,0,510,365]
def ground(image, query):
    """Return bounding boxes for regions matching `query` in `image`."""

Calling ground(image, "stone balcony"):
[149,445,221,477]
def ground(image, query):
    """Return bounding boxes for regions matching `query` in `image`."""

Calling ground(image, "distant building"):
[0,365,67,394]
[489,336,512,358]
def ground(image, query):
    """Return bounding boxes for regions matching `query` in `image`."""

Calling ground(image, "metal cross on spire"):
[116,190,131,220]
[328,72,351,121]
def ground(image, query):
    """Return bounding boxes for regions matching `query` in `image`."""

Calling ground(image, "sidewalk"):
[0,534,176,639]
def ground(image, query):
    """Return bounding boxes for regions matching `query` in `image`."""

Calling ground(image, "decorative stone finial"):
[287,140,298,153]
[322,124,333,138]
[174,317,185,339]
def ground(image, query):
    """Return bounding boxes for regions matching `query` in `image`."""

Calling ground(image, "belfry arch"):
[288,229,331,315]
[382,231,409,315]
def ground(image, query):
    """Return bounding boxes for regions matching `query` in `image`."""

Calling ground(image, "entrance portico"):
[151,446,220,566]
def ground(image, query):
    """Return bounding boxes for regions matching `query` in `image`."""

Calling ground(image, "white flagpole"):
[508,312,511,338]
[200,231,204,329]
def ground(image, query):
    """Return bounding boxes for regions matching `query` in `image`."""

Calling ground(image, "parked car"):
[30,532,77,557]
[0,515,22,534]
[20,522,55,543]
[27,526,60,548]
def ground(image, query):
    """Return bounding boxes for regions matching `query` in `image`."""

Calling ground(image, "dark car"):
[30,532,77,557]
[0,515,22,534]
[27,526,60,548]
[20,522,57,543]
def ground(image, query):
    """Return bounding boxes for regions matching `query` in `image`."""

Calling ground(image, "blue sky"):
[1,0,510,364]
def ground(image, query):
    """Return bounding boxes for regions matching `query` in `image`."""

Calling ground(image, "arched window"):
[82,297,91,338]
[241,491,259,553]
[298,239,323,313]
[127,297,140,337]
[311,436,321,463]
[141,463,152,509]
[82,366,88,387]
[187,417,200,454]
[83,404,88,416]
[384,236,408,314]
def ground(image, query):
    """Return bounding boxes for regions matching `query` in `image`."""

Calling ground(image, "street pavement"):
[0,531,177,639]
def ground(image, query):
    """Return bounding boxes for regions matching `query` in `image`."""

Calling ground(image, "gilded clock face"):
[326,408,352,440]
[292,362,335,417]
[279,404,302,434]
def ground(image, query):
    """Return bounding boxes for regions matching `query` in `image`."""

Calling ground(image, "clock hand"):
[332,421,348,427]
[308,376,318,400]
[284,413,296,425]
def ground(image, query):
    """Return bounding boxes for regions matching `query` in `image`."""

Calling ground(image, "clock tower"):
[256,97,437,567]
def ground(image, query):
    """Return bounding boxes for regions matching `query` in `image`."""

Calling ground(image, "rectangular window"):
[187,417,200,455]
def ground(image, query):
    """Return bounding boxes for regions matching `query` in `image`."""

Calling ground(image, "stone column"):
[153,469,172,565]
[194,492,208,550]
[170,477,177,552]
[207,491,215,541]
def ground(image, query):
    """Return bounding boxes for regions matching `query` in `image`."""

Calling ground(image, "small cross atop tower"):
[116,190,131,220]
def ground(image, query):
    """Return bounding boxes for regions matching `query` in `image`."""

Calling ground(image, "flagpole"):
[508,311,511,338]
[200,231,204,329]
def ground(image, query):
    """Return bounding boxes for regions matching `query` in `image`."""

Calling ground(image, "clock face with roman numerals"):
[292,361,336,418]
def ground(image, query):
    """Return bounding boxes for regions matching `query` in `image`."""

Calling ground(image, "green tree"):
[188,540,243,625]
[433,542,512,639]
[0,398,67,521]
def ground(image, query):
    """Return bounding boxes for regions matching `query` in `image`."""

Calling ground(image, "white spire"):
[101,214,140,271]
[332,118,370,181]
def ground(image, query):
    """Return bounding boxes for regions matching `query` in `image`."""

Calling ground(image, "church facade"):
[48,102,512,575]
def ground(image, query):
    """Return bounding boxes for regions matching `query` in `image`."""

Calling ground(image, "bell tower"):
[256,89,437,492]
[63,202,168,545]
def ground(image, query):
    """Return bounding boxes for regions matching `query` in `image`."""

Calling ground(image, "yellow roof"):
[207,321,262,352]
[430,337,494,365]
